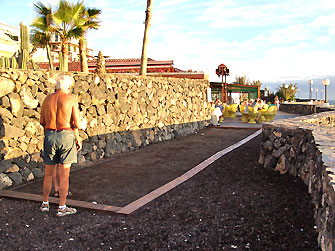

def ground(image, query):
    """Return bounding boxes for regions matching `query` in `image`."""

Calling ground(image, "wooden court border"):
[0,129,262,215]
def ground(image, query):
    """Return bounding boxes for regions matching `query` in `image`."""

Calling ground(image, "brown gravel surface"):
[0,129,320,250]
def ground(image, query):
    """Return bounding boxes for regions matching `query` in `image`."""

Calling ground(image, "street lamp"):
[309,80,313,100]
[315,89,318,100]
[297,88,301,99]
[322,78,330,104]
[321,89,323,100]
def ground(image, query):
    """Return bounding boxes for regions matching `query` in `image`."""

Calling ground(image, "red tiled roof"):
[37,61,81,72]
[87,58,173,67]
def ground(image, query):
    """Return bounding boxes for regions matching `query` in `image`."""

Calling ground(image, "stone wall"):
[259,111,335,250]
[0,69,210,189]
[279,103,333,115]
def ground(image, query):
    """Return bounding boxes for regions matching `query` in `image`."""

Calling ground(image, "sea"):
[329,100,335,106]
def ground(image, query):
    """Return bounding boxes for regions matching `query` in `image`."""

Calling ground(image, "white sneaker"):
[40,203,50,212]
[57,206,77,217]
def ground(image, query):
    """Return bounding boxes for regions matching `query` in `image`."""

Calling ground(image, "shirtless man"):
[39,75,82,217]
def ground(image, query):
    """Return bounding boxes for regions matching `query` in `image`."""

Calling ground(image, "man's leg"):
[52,165,60,196]
[43,164,57,202]
[58,163,71,206]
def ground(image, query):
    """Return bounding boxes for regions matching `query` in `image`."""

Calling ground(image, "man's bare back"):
[40,90,80,130]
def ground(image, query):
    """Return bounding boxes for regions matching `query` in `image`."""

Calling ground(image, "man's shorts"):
[43,130,77,165]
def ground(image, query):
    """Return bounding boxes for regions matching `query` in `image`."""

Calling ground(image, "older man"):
[39,75,82,217]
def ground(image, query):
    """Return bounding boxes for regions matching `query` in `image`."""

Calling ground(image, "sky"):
[0,0,335,99]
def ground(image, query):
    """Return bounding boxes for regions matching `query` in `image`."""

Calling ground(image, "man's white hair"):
[56,75,74,90]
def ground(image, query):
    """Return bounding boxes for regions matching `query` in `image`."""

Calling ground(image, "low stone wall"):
[259,111,335,250]
[279,103,333,115]
[0,69,210,189]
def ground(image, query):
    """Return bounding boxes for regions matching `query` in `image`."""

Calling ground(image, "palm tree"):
[234,75,250,85]
[252,80,262,87]
[78,7,101,73]
[52,0,85,72]
[31,1,54,71]
[139,0,153,76]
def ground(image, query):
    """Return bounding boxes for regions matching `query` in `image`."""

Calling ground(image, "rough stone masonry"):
[259,111,335,250]
[0,68,210,189]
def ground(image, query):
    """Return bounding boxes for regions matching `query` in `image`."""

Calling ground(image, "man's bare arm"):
[71,97,82,151]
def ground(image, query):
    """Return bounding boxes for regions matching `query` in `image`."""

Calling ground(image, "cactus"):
[19,22,30,69]
[4,57,10,68]
[21,49,28,70]
[11,56,18,69]
[0,56,4,67]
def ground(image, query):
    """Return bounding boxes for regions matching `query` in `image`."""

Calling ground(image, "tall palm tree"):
[52,0,85,72]
[31,1,54,71]
[139,0,153,76]
[78,7,101,73]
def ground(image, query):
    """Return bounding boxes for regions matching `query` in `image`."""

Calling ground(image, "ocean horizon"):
[329,100,335,106]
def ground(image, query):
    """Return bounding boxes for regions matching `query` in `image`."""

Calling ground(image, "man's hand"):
[76,140,82,152]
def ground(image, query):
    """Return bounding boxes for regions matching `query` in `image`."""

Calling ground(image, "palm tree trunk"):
[46,44,54,71]
[79,37,88,73]
[139,0,153,76]
[61,38,69,72]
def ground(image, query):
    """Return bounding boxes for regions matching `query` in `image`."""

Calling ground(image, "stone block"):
[31,168,44,178]
[0,77,15,97]
[0,159,12,173]
[8,93,24,117]
[0,96,10,108]
[0,123,25,139]
[7,172,23,185]
[0,173,13,189]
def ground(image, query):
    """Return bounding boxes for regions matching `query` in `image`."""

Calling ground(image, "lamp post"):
[309,80,313,100]
[315,89,318,101]
[321,89,323,100]
[297,88,300,99]
[322,78,330,104]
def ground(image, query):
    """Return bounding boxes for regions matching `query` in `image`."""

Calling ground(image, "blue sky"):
[0,0,335,98]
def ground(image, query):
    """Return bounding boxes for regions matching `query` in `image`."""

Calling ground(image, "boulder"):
[0,77,15,97]
[20,85,39,109]
[0,159,12,173]
[0,107,13,120]
[7,172,23,185]
[0,173,13,189]
[8,93,24,117]
[0,123,25,139]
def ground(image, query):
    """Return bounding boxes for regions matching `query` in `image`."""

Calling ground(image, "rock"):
[7,172,23,185]
[0,107,13,120]
[0,77,15,97]
[24,121,37,136]
[11,117,28,129]
[8,93,24,117]
[264,154,277,169]
[20,167,32,181]
[0,96,10,108]
[19,86,38,110]
[263,140,273,152]
[31,168,44,178]
[0,173,13,189]
[0,123,25,139]
[275,155,287,174]
[130,131,142,147]
[2,147,24,160]
[273,145,290,158]
[36,92,46,105]
[0,159,12,173]
[6,164,20,173]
